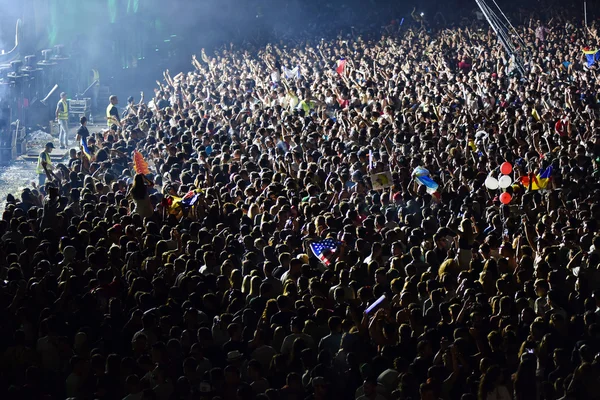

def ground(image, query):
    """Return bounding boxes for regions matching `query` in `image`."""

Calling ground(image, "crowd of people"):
[1,8,600,400]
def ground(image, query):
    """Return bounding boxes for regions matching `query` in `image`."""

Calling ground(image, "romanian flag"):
[81,138,92,160]
[583,48,600,67]
[336,58,347,75]
[520,166,553,190]
[166,195,183,216]
[133,150,151,175]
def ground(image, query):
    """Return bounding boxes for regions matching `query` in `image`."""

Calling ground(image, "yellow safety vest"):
[106,103,116,127]
[36,151,53,174]
[299,100,315,115]
[58,99,68,120]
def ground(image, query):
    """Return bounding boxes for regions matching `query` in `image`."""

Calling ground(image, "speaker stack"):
[0,106,15,165]
[23,55,44,102]
[37,49,58,93]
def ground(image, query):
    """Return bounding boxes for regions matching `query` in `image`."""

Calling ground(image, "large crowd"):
[1,9,600,400]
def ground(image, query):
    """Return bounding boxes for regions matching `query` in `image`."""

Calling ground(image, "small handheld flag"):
[520,166,553,190]
[81,138,92,160]
[583,48,600,67]
[535,166,553,190]
[283,66,301,80]
[412,166,439,194]
[181,190,202,207]
[133,150,151,175]
[166,195,183,216]
[336,58,347,76]
[310,239,340,266]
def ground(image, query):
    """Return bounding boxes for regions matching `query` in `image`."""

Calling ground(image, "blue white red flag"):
[181,191,201,207]
[310,239,340,266]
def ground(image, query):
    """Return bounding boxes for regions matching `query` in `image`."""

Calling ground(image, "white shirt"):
[271,71,281,83]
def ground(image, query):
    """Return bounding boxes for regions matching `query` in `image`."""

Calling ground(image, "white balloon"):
[498,175,512,189]
[484,176,499,190]
[475,130,488,140]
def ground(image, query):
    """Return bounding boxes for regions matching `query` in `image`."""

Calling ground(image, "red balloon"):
[499,192,512,205]
[500,162,513,175]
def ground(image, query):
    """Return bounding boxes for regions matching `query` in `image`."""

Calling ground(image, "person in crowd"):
[106,95,120,129]
[1,5,600,400]
[76,116,90,148]
[55,92,70,149]
[36,141,54,188]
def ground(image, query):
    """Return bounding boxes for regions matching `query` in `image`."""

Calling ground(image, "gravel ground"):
[0,122,106,211]
[0,160,38,212]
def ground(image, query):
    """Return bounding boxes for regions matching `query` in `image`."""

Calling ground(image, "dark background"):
[0,0,597,103]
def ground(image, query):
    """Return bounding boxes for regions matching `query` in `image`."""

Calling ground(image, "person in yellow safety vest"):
[106,95,120,129]
[55,92,69,149]
[36,142,55,189]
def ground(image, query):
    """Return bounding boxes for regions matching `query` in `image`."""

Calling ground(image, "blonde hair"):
[248,203,260,221]
[249,276,261,297]
[242,275,252,294]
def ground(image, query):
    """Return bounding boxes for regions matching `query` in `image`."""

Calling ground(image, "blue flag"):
[583,48,600,67]
[81,138,92,159]
[415,175,439,194]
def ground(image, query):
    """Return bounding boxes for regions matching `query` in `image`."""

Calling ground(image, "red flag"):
[336,59,347,75]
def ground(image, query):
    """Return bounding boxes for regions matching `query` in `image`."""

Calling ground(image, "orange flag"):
[133,150,150,175]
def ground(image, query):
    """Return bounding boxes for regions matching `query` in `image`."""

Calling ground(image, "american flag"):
[310,239,339,266]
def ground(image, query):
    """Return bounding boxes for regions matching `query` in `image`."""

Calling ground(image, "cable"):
[491,0,527,50]
[474,0,526,77]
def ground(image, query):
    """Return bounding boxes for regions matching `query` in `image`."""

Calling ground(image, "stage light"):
[420,12,424,17]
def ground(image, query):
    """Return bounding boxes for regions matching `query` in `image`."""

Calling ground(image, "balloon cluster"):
[484,162,513,204]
